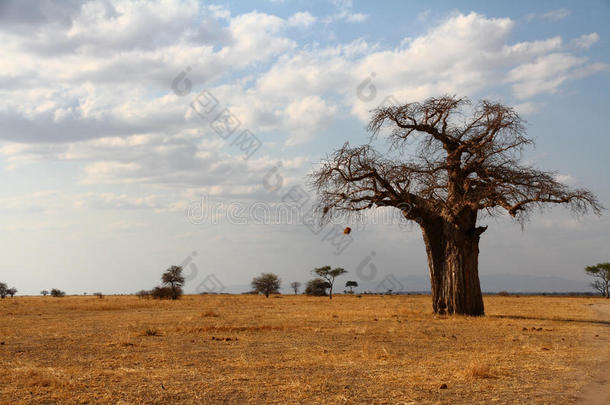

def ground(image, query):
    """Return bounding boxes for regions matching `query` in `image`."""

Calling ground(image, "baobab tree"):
[311,96,601,316]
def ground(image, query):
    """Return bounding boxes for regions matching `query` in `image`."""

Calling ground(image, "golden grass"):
[0,294,608,404]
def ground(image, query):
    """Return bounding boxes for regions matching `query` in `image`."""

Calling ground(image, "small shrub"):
[142,328,161,337]
[498,291,510,296]
[93,292,103,299]
[50,288,66,297]
[151,286,182,299]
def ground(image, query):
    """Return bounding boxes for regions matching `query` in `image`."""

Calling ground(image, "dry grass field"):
[1,294,608,404]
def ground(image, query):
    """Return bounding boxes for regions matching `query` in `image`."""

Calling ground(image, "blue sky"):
[0,0,609,295]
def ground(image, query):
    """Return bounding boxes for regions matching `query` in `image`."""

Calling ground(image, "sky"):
[0,0,609,295]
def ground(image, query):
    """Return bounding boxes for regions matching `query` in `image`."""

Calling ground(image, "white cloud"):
[555,174,578,186]
[284,96,337,146]
[542,8,571,22]
[345,13,367,23]
[526,8,571,22]
[0,6,606,197]
[288,11,316,27]
[513,102,540,115]
[571,33,600,49]
[507,53,608,99]
[327,0,368,23]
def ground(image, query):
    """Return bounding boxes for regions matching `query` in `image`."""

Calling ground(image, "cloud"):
[571,33,600,49]
[284,96,337,146]
[0,190,62,213]
[0,1,297,145]
[513,102,540,115]
[0,5,606,197]
[251,12,603,122]
[542,8,571,22]
[288,11,316,27]
[73,192,169,210]
[526,8,571,22]
[555,174,578,186]
[327,0,368,23]
[507,53,609,99]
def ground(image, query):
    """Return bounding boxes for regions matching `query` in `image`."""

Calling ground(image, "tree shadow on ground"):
[488,314,610,326]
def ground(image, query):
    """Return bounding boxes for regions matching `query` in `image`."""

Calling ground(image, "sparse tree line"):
[40,289,65,297]
[124,259,610,300]
[249,266,352,299]
[8,260,604,301]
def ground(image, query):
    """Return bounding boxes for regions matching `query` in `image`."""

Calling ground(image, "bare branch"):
[311,95,603,228]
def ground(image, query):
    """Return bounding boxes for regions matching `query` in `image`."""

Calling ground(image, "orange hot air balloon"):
[343,227,351,235]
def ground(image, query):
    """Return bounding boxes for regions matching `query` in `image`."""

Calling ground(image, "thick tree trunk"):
[421,218,485,316]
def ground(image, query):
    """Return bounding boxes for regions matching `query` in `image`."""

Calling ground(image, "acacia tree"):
[585,263,610,298]
[162,265,185,300]
[0,283,8,299]
[345,280,358,293]
[313,266,347,299]
[251,273,281,297]
[290,281,302,294]
[312,96,601,316]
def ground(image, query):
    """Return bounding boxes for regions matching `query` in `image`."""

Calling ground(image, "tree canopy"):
[313,96,601,226]
[251,273,281,297]
[161,265,185,300]
[585,263,610,298]
[313,266,347,299]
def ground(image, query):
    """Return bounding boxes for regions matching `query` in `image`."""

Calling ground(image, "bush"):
[50,288,66,297]
[93,292,103,299]
[142,328,161,337]
[498,291,510,296]
[136,290,151,299]
[305,278,330,296]
[151,286,182,300]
